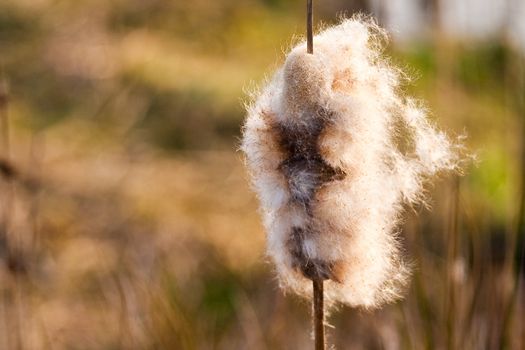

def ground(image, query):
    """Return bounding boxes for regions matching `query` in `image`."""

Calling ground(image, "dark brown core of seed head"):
[287,226,344,282]
[275,105,346,282]
[274,107,345,210]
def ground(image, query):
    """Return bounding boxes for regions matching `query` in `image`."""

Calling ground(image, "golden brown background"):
[0,0,523,348]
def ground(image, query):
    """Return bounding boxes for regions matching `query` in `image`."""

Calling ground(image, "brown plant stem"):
[306,2,323,349]
[306,0,313,54]
[313,279,325,350]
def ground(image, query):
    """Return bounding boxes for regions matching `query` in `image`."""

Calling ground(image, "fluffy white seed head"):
[241,17,461,309]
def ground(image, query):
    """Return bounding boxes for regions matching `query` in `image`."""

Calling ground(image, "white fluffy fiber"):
[241,17,459,308]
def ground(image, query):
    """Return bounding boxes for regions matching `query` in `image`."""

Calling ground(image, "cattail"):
[241,17,460,309]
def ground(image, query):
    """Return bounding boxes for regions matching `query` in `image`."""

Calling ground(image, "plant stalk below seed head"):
[313,279,325,350]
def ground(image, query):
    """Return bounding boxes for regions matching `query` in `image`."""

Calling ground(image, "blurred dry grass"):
[0,0,524,349]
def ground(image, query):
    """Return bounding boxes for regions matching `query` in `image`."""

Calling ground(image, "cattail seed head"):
[241,17,461,308]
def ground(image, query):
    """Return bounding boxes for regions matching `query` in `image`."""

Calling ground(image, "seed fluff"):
[241,17,461,308]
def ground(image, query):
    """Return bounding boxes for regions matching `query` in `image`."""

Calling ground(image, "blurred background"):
[0,0,524,349]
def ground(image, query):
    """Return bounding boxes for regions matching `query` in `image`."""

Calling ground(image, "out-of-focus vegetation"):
[0,0,523,349]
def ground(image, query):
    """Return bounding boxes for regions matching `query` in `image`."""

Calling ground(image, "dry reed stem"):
[306,0,313,55]
[306,2,325,349]
[313,279,325,350]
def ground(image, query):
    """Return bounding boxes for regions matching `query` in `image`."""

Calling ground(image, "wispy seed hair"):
[241,17,461,308]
